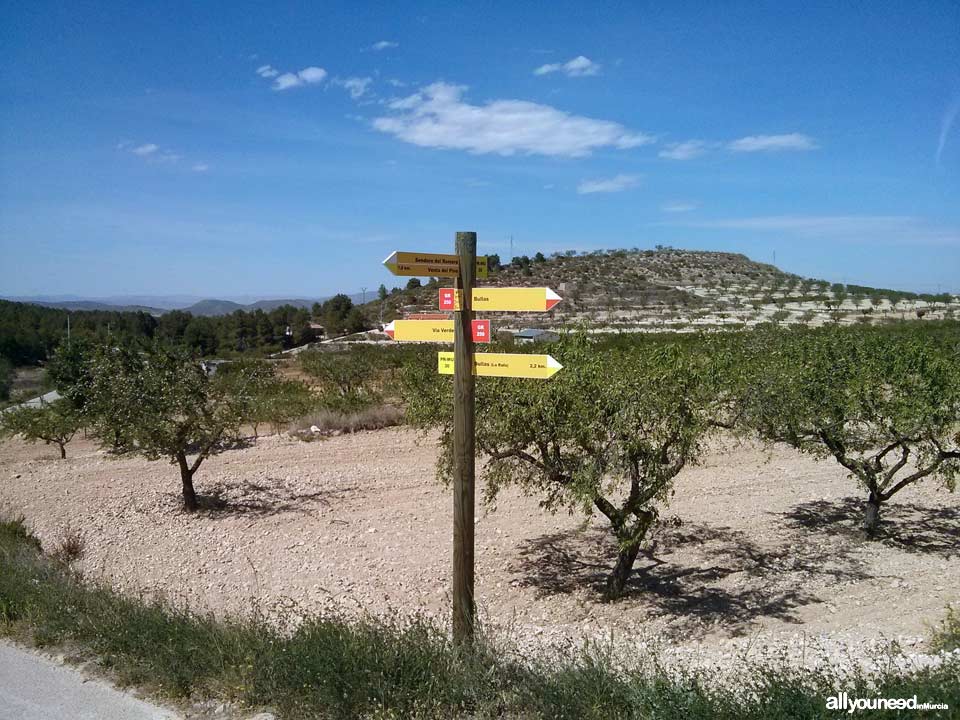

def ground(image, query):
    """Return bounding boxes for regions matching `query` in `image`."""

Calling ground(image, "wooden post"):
[452,231,476,643]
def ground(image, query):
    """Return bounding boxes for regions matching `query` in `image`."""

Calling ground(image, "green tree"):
[378,284,389,302]
[259,379,316,434]
[738,327,960,534]
[83,345,260,511]
[533,251,546,263]
[46,338,96,412]
[405,278,422,291]
[1,400,81,459]
[220,360,316,436]
[300,346,383,411]
[404,334,716,598]
[344,307,370,334]
[322,294,355,337]
[0,355,13,402]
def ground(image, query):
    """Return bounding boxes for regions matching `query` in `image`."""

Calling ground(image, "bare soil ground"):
[1,429,957,664]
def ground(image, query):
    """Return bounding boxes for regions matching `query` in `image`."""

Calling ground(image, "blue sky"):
[2,1,959,298]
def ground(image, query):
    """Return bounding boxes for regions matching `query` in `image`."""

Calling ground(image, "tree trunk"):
[177,453,198,511]
[605,542,641,599]
[863,491,881,537]
[58,443,66,459]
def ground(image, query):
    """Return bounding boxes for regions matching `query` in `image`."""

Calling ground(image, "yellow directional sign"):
[440,287,562,312]
[383,251,488,279]
[438,351,563,379]
[384,320,491,343]
[387,320,454,342]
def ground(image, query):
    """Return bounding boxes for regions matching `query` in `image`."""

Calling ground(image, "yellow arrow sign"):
[384,320,490,343]
[383,251,488,279]
[440,287,562,312]
[437,352,563,379]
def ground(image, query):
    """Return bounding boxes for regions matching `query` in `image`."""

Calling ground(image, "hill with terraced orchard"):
[361,247,958,336]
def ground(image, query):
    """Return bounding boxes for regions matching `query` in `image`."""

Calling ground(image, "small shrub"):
[931,606,960,652]
[52,527,86,565]
[0,514,40,552]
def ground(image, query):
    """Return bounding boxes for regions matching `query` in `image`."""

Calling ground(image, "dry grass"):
[292,404,403,436]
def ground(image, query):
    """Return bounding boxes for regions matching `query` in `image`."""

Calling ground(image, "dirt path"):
[1,430,957,662]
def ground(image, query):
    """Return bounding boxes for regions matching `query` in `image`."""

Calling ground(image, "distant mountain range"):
[1,293,369,316]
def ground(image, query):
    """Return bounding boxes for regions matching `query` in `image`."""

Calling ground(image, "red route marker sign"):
[471,319,490,343]
[440,288,458,311]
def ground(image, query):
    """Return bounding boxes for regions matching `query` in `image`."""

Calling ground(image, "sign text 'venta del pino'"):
[383,251,488,279]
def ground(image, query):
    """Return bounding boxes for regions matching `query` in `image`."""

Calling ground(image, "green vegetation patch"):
[1,518,957,719]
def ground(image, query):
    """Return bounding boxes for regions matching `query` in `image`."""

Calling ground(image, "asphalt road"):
[0,641,180,720]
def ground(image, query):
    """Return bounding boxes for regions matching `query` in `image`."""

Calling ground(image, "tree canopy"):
[734,326,960,534]
[404,333,718,597]
[0,399,81,459]
[81,344,265,510]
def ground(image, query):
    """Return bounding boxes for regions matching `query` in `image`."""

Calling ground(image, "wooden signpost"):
[381,233,562,643]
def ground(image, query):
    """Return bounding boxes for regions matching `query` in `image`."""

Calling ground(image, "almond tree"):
[83,345,262,510]
[404,333,717,598]
[0,399,80,459]
[739,327,960,535]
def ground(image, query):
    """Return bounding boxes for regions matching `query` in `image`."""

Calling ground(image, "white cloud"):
[372,82,653,157]
[577,174,639,194]
[371,40,399,51]
[336,76,373,99]
[192,163,209,172]
[273,73,303,91]
[659,140,710,160]
[256,65,279,78]
[297,67,327,83]
[123,142,206,170]
[661,201,697,213]
[656,215,959,246]
[727,133,818,152]
[271,66,328,91]
[534,55,601,77]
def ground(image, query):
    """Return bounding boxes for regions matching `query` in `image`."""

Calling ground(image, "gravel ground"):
[1,429,957,672]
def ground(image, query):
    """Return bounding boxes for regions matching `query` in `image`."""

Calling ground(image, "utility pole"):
[361,287,367,304]
[452,231,476,643]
